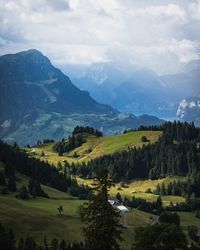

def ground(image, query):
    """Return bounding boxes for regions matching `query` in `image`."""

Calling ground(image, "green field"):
[0,162,199,249]
[77,176,186,206]
[0,172,199,250]
[1,130,197,249]
[25,130,162,165]
[0,168,157,250]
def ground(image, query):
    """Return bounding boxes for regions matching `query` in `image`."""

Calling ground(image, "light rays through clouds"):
[0,0,200,74]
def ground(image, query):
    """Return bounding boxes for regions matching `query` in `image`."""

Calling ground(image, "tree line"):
[53,126,102,155]
[71,121,200,197]
[0,140,90,199]
[0,223,85,250]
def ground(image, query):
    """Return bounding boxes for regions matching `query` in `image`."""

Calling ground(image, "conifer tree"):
[80,167,123,250]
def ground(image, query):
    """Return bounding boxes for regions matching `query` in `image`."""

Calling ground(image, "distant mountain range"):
[71,60,200,120]
[0,50,164,145]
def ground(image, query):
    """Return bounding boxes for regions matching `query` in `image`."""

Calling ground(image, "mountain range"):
[0,49,164,145]
[71,60,200,120]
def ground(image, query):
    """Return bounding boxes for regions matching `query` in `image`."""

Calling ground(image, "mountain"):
[0,49,164,145]
[72,66,179,118]
[111,69,178,117]
[176,94,200,125]
[71,61,200,119]
[71,62,132,105]
[161,60,200,100]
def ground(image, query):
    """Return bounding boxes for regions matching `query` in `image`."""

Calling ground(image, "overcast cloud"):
[0,0,200,74]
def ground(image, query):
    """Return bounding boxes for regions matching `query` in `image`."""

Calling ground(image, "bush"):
[16,186,29,199]
[159,211,180,226]
[188,225,199,242]
[145,188,152,193]
[132,224,187,250]
[141,136,149,142]
[1,187,8,194]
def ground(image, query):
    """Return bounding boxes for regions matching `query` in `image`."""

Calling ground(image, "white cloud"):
[129,4,188,24]
[189,0,200,21]
[0,0,199,74]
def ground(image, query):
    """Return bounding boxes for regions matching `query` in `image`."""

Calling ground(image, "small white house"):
[108,198,129,227]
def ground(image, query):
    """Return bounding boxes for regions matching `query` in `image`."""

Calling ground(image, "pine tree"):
[0,172,6,186]
[116,192,122,202]
[7,229,16,250]
[17,238,24,250]
[51,239,58,250]
[160,183,166,196]
[7,176,17,192]
[59,240,66,250]
[16,186,29,199]
[80,167,123,250]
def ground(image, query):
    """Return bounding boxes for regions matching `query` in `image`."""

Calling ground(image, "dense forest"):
[0,140,90,198]
[53,126,102,155]
[71,122,200,197]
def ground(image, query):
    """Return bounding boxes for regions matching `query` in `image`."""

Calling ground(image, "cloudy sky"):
[0,0,200,74]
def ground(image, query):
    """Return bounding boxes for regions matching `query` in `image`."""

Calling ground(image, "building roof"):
[116,205,129,212]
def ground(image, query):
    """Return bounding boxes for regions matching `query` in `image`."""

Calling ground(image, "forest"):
[71,122,200,197]
[53,126,103,154]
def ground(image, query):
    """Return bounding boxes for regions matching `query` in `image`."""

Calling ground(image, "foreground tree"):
[132,223,188,250]
[80,167,123,250]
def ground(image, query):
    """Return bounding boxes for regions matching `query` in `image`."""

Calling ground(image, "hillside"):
[25,130,162,164]
[0,49,164,145]
[0,162,193,250]
[1,122,200,248]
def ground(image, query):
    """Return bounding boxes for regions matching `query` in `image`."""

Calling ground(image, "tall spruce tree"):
[80,167,123,250]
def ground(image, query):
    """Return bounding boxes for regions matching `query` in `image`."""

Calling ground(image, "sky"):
[0,0,200,74]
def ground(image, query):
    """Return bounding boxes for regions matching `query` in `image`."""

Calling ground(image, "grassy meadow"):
[0,167,156,250]
[0,162,199,249]
[77,176,186,206]
[1,130,197,249]
[24,130,162,164]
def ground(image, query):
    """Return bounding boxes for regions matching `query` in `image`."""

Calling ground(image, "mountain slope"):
[71,61,200,119]
[0,50,163,145]
[25,130,162,164]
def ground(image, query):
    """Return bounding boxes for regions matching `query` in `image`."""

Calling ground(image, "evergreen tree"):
[17,238,24,250]
[59,240,66,250]
[160,182,166,196]
[80,167,123,250]
[159,211,180,226]
[116,192,122,202]
[24,235,36,250]
[7,176,17,192]
[132,224,188,250]
[0,172,6,186]
[50,239,59,250]
[0,223,8,250]
[28,179,48,198]
[16,186,29,199]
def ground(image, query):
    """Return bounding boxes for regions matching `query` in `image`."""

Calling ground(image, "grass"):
[0,167,157,250]
[76,176,186,206]
[2,129,194,248]
[178,212,200,229]
[24,130,162,165]
[0,162,198,250]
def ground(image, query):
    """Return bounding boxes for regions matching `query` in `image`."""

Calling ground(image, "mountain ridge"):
[0,49,164,145]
